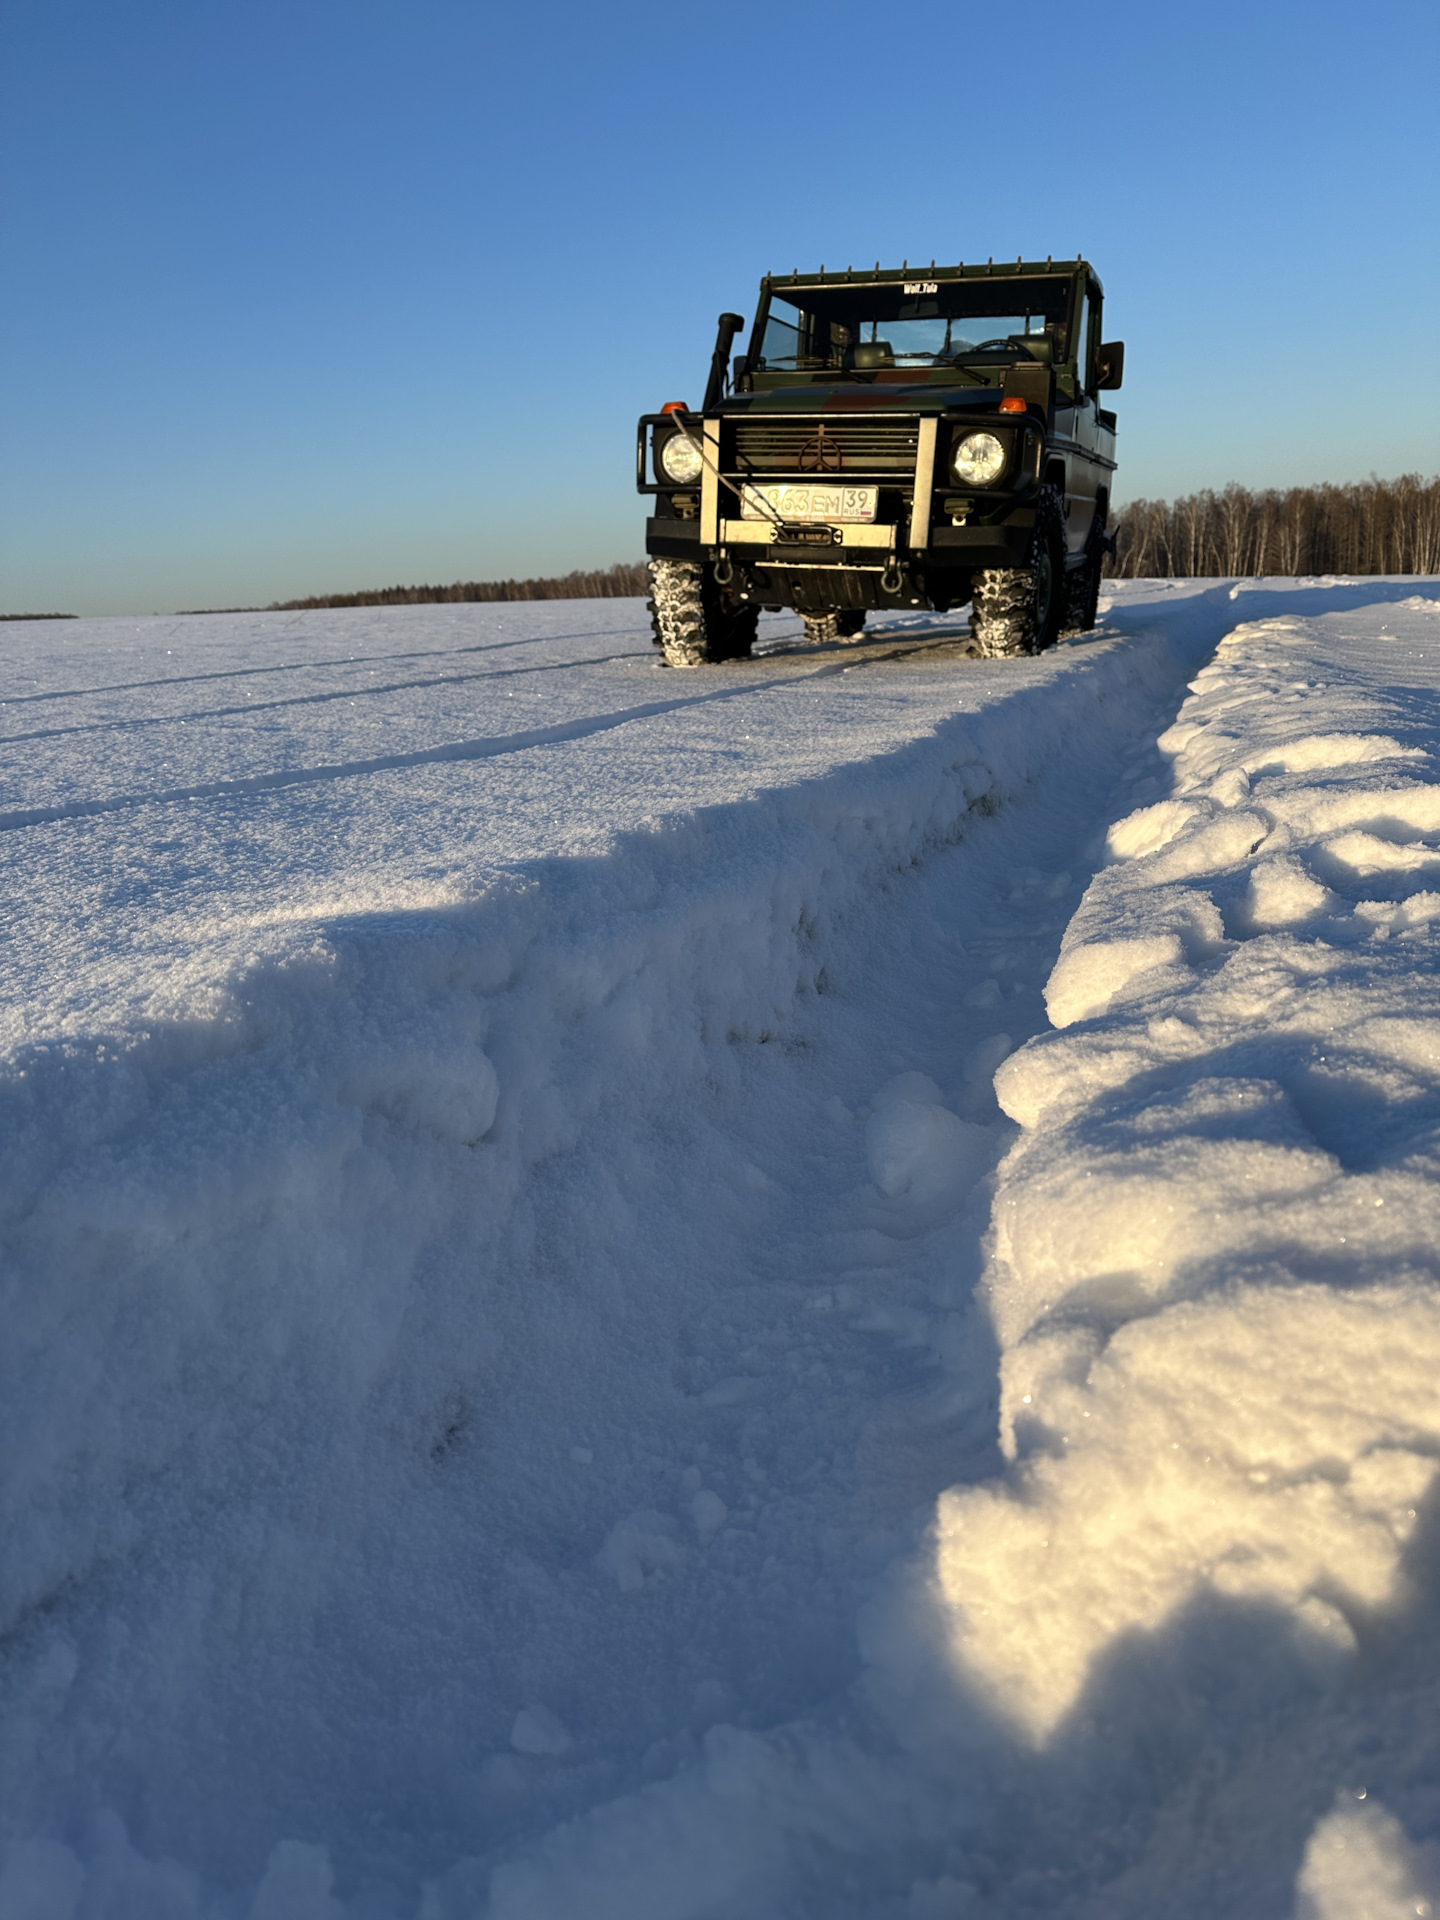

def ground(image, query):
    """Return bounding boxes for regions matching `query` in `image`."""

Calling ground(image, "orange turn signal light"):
[661,401,689,414]
[998,396,1027,413]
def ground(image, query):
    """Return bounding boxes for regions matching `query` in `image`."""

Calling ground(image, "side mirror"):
[732,354,749,380]
[1097,341,1125,391]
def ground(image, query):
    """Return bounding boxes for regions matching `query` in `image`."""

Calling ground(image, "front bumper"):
[639,408,1042,586]
[644,514,1034,572]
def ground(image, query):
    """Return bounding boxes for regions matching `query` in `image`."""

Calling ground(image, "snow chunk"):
[939,1285,1440,1741]
[1106,797,1270,882]
[1105,798,1206,861]
[1141,809,1270,882]
[0,1838,85,1920]
[1242,731,1426,777]
[247,1840,342,1920]
[1294,1798,1440,1920]
[1043,931,1187,1027]
[988,1120,1337,1351]
[872,1071,944,1106]
[486,1725,790,1920]
[339,1036,499,1143]
[865,1086,990,1203]
[511,1705,574,1757]
[597,1511,685,1592]
[1243,855,1335,930]
[690,1489,728,1543]
[1322,828,1440,881]
[1043,875,1226,1029]
[698,1376,761,1408]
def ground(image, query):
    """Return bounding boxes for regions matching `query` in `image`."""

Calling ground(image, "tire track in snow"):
[0,622,655,710]
[0,650,646,747]
[472,596,1233,1919]
[7,610,965,753]
[0,657,865,835]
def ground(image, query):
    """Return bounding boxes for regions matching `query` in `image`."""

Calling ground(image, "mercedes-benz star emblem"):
[798,426,842,473]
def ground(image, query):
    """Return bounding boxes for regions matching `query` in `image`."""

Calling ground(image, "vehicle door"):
[1065,279,1114,553]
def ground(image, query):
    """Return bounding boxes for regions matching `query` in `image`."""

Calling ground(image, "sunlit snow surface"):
[4,582,1440,1918]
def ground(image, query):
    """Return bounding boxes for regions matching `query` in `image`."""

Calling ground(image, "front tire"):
[969,484,1065,658]
[647,560,758,667]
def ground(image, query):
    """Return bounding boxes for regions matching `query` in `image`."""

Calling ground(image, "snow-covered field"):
[4,579,1440,1918]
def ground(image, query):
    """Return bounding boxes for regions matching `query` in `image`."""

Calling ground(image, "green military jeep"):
[636,257,1123,665]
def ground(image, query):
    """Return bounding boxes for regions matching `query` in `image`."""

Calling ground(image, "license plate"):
[740,482,878,523]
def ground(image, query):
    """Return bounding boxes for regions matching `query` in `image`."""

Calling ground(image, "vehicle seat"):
[1019,334,1054,365]
[848,340,895,370]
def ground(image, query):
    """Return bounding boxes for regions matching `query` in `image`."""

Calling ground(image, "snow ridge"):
[928,597,1440,1909]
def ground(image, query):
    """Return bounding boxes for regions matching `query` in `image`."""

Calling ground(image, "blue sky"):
[2,0,1436,614]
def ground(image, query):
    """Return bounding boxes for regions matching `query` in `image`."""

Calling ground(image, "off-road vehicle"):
[636,257,1122,665]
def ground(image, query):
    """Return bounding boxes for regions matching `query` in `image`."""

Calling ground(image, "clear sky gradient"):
[3,0,1437,614]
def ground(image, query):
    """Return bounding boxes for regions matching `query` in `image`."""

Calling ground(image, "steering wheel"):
[970,336,1038,357]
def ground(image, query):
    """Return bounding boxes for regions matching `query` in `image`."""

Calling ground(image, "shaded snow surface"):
[4,582,1440,1917]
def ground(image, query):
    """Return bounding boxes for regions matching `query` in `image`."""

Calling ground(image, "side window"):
[1064,288,1089,386]
[1081,289,1102,392]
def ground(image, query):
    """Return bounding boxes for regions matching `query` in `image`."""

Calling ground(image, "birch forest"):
[1106,474,1440,579]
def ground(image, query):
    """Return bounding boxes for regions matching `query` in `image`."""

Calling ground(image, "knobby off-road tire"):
[969,484,1066,658]
[648,559,758,667]
[801,610,867,647]
[1061,514,1105,636]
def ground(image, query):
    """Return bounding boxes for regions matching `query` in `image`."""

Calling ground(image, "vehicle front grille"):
[732,418,920,475]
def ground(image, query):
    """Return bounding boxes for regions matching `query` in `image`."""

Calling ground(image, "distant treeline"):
[31,480,1439,627]
[1107,474,1440,579]
[270,478,1440,612]
[270,561,649,611]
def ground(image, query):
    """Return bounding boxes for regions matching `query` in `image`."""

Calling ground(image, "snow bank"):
[0,591,1220,1912]
[908,591,1440,1901]
[0,604,1191,1646]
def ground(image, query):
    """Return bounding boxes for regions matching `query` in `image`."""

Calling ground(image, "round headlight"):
[952,432,1007,486]
[659,431,704,486]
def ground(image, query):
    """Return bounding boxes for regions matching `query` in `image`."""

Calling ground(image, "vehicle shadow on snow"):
[751,626,978,665]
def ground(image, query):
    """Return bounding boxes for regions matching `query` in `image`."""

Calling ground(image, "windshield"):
[755,276,1075,374]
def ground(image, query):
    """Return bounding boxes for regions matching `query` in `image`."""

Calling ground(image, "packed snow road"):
[3,580,1440,1918]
